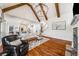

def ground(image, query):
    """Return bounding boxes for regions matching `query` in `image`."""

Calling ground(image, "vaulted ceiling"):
[0,3,60,22]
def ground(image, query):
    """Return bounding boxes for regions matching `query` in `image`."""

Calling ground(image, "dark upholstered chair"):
[2,35,29,56]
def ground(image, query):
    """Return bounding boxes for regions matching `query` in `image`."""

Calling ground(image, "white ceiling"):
[0,3,38,22]
[0,3,50,22]
[0,3,18,8]
[0,3,57,22]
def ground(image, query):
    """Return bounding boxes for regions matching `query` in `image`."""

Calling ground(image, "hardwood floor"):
[0,36,71,56]
[27,36,71,56]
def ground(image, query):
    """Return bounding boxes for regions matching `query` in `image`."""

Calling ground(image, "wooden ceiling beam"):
[39,3,48,20]
[2,3,26,13]
[55,3,60,17]
[28,4,40,22]
[2,3,40,22]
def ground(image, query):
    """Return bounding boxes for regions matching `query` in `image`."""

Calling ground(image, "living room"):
[0,3,78,56]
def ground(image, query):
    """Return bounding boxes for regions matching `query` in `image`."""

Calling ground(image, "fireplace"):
[72,27,78,56]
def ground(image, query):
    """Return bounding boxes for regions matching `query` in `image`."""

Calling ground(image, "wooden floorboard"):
[27,37,71,56]
[0,36,71,56]
[42,35,72,45]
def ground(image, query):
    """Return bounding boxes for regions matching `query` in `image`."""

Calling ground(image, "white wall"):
[1,3,74,42]
[0,4,39,44]
[3,14,37,35]
[43,3,73,41]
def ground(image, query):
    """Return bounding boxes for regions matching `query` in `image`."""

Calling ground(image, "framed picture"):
[52,21,66,30]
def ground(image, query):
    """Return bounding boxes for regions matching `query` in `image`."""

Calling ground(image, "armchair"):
[2,35,29,56]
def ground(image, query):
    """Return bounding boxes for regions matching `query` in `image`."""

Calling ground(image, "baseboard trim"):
[42,35,72,45]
